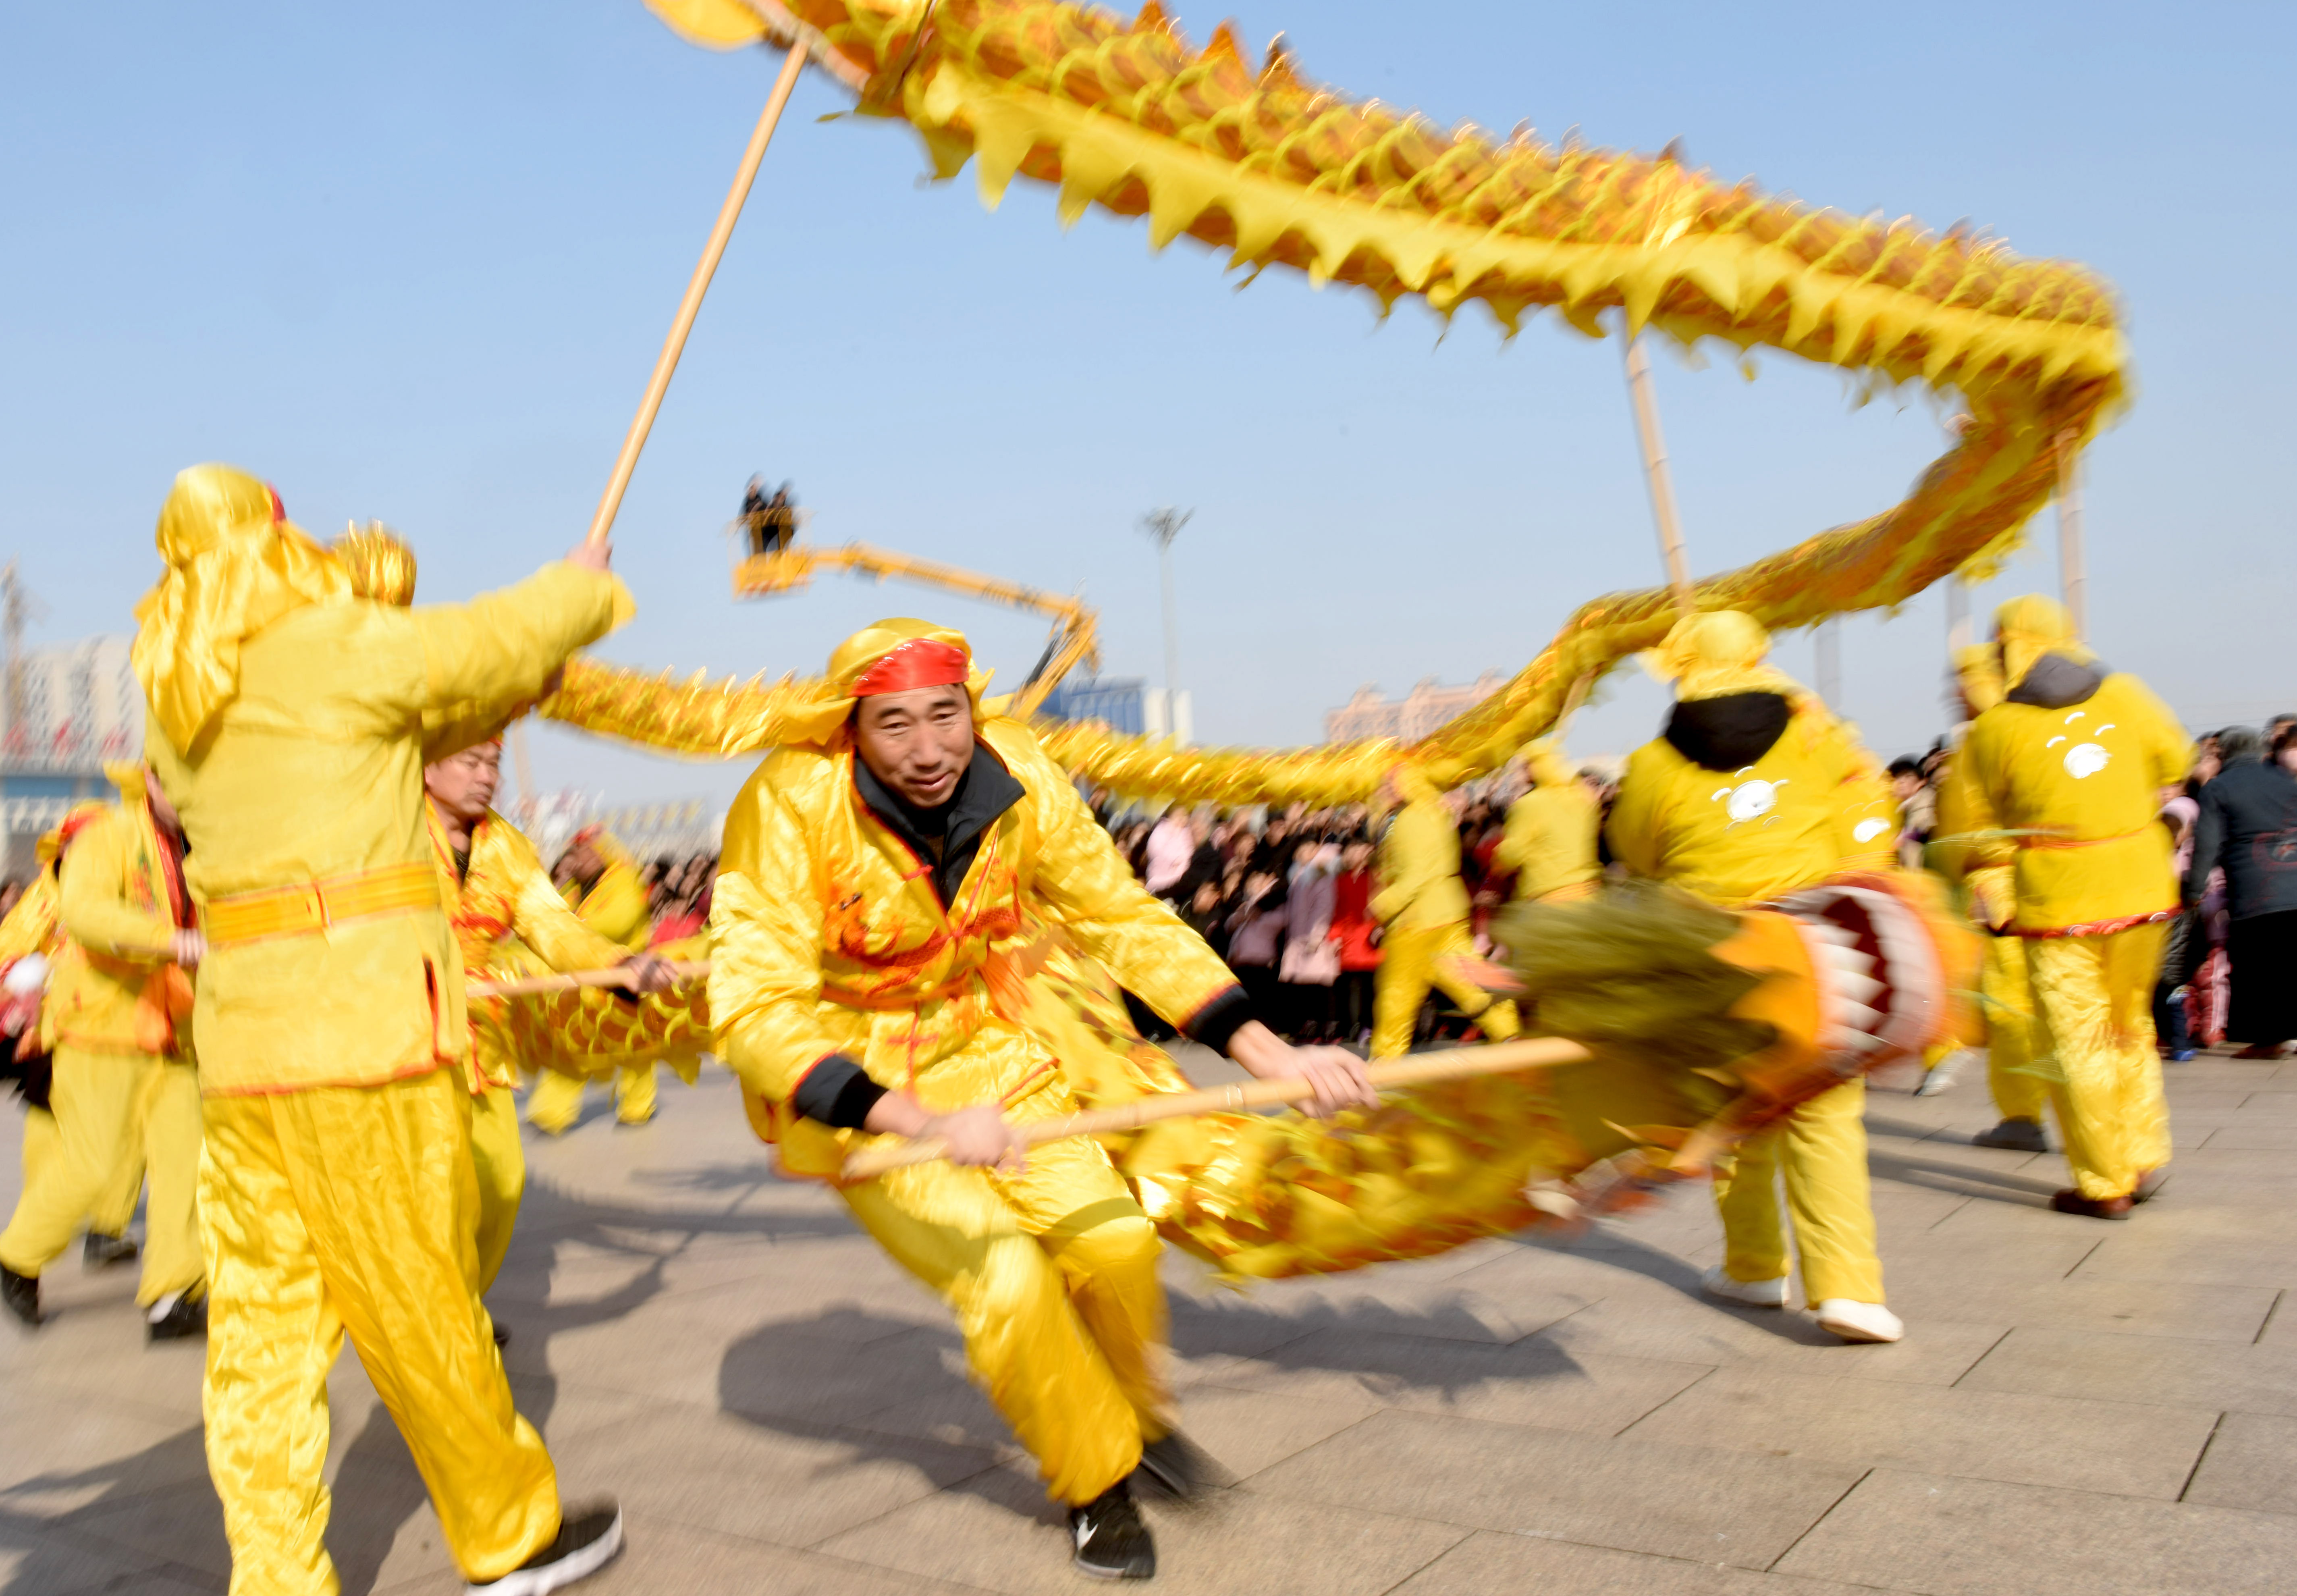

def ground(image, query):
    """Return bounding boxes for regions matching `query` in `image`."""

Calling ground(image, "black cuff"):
[1182,986,1257,1058]
[790,1054,890,1130]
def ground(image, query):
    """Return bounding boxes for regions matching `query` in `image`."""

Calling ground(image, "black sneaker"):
[2,1265,37,1328]
[1973,1118,2049,1153]
[1134,1432,1230,1503]
[147,1293,208,1342]
[84,1231,139,1270]
[1068,1481,1155,1580]
[465,1501,623,1595]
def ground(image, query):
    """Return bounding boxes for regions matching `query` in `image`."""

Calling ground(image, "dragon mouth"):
[1772,879,1948,1075]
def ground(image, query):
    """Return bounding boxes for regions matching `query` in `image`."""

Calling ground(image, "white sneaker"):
[1913,1053,1967,1096]
[1701,1266,1789,1308]
[466,1503,622,1595]
[1815,1299,1904,1343]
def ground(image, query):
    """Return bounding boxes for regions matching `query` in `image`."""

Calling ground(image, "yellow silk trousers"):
[523,1062,654,1135]
[468,1084,525,1294]
[200,1067,557,1594]
[1711,1079,1885,1305]
[523,1068,583,1135]
[613,1062,656,1124]
[1370,922,1521,1059]
[1981,933,2049,1124]
[2,1048,203,1305]
[88,1098,149,1240]
[2025,923,2171,1201]
[842,1057,1171,1506]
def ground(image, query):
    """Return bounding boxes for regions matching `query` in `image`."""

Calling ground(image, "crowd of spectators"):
[638,851,719,946]
[1094,768,1620,1049]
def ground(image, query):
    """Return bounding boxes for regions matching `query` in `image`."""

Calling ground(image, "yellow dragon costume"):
[1956,596,2191,1213]
[1605,612,1902,1334]
[710,618,1248,1507]
[0,827,150,1276]
[0,771,205,1326]
[1934,643,2052,1144]
[140,464,630,1592]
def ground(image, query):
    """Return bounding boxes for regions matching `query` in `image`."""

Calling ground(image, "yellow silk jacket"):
[429,801,632,1090]
[0,869,62,967]
[571,858,650,951]
[1495,786,1600,903]
[1833,753,1902,875]
[147,563,629,1095]
[1931,739,2016,930]
[709,716,1239,1176]
[1371,771,1471,929]
[46,785,195,1058]
[1608,709,1870,908]
[1958,673,2191,935]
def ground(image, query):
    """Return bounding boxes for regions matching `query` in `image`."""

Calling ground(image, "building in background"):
[1325,673,1504,744]
[1038,675,1147,736]
[2,635,141,881]
[519,791,725,870]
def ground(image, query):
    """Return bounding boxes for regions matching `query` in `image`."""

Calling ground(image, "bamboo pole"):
[468,960,710,1000]
[582,43,807,549]
[1623,337,1696,614]
[2054,428,2086,640]
[838,1036,1592,1182]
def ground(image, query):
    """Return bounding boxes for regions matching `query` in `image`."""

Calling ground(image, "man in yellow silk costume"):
[1494,739,1600,905]
[136,464,630,1595]
[709,617,1375,1582]
[0,826,152,1293]
[1933,644,2051,1152]
[0,768,207,1338]
[427,742,674,1299]
[526,825,660,1134]
[334,526,677,1298]
[1368,765,1522,1057]
[1958,596,2190,1218]
[1607,611,1901,1345]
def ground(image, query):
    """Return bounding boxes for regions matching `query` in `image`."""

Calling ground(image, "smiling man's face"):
[855,684,975,808]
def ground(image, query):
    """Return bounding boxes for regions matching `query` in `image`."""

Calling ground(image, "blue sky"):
[4,2,2290,806]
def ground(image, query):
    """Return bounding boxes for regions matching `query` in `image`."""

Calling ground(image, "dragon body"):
[613,0,2125,803]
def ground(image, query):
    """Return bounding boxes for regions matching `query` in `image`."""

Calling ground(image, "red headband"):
[852,638,970,698]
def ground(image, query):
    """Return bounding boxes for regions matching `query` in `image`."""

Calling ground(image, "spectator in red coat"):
[1328,838,1383,1045]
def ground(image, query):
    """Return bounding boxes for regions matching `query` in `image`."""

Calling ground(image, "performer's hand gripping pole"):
[838,1036,1592,1182]
[467,960,710,1000]
[583,42,808,549]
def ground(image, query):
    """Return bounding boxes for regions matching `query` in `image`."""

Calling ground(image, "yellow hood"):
[1994,594,2094,690]
[1646,611,1808,703]
[777,617,993,748]
[131,464,353,754]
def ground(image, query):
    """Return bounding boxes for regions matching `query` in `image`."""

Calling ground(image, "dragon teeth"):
[1827,997,1885,1032]
[1830,970,1886,1005]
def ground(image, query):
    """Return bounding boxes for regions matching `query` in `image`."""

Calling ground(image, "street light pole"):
[1138,507,1193,745]
[1140,505,1192,694]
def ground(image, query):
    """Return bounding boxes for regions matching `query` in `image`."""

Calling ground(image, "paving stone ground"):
[6,1043,2296,1595]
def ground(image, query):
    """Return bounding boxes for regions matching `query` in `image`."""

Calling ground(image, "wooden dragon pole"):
[583,41,806,549]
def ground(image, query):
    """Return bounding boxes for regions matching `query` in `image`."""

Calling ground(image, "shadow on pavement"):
[0,1427,216,1596]
[1865,1148,2060,1203]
